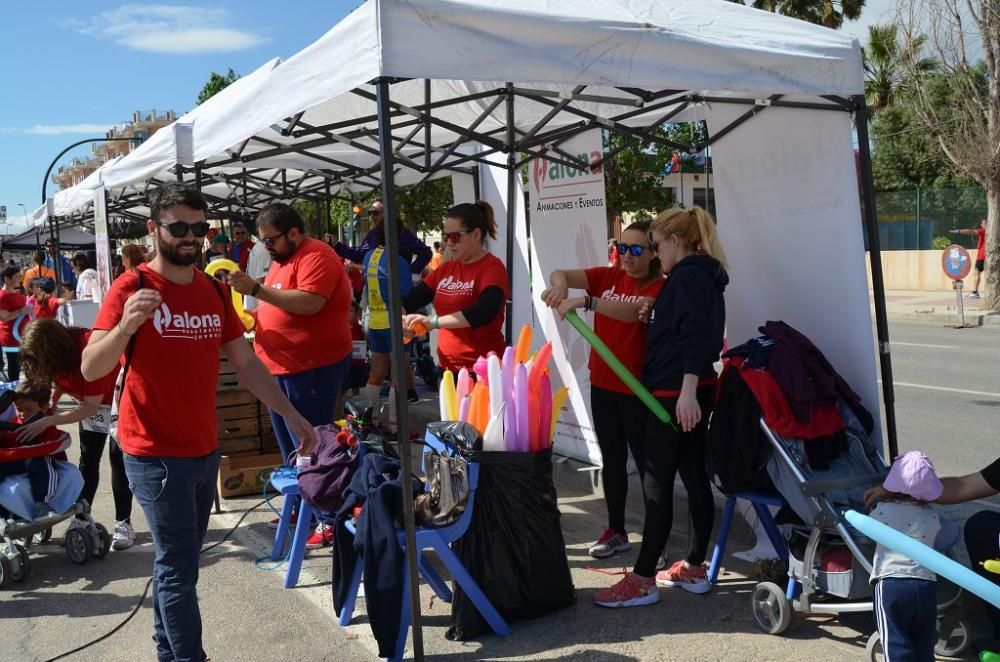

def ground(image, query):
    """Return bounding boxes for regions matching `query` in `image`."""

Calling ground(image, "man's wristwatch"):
[251,283,262,297]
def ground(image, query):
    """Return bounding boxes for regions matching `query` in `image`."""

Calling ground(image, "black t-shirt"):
[981,457,1000,491]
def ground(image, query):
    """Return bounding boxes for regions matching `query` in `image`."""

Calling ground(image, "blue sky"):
[0,0,893,232]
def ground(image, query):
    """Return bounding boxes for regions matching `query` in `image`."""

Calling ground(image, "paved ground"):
[0,289,996,661]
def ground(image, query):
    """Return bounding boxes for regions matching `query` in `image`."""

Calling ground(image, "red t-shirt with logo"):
[255,237,352,376]
[93,264,245,457]
[423,252,509,372]
[33,297,59,320]
[54,330,118,406]
[976,226,987,260]
[0,290,26,347]
[585,267,666,394]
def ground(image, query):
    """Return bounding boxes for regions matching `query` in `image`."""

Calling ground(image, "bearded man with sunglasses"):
[82,183,317,662]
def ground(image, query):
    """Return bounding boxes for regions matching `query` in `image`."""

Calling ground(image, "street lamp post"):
[16,203,28,225]
[41,136,135,288]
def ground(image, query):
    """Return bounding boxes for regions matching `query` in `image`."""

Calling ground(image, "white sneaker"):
[968,292,981,299]
[111,520,135,551]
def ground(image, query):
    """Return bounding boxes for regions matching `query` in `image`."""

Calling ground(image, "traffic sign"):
[942,244,972,281]
[0,205,5,222]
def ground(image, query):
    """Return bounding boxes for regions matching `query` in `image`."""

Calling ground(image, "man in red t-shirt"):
[952,218,989,298]
[81,183,316,662]
[0,265,27,381]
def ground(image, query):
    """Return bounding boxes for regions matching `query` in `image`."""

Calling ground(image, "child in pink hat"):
[868,451,943,661]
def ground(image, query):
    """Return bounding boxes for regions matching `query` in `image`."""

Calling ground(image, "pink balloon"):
[537,374,553,450]
[456,368,471,403]
[473,356,489,385]
[514,364,530,453]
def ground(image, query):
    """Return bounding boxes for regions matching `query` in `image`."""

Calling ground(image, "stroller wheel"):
[865,631,883,662]
[33,527,52,545]
[92,523,111,560]
[935,616,971,658]
[65,528,91,564]
[751,581,792,635]
[0,555,11,589]
[9,543,29,583]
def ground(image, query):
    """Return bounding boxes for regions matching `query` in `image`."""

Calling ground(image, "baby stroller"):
[749,407,971,660]
[0,395,110,588]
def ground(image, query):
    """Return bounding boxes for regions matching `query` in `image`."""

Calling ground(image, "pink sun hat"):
[883,451,943,502]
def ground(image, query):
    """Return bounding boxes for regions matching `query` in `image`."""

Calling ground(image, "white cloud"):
[71,4,266,54]
[25,124,114,135]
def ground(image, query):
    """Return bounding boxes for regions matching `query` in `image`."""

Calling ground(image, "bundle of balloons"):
[437,325,568,452]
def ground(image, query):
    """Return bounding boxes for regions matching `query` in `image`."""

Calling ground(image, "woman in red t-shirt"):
[19,319,136,549]
[542,220,665,561]
[402,201,509,373]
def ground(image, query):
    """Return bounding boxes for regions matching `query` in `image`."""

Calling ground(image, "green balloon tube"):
[565,309,676,429]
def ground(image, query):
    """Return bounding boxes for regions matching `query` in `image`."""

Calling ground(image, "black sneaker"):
[407,388,420,404]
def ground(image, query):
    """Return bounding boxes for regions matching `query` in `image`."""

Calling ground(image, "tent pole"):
[853,95,898,460]
[375,77,425,662]
[504,82,516,344]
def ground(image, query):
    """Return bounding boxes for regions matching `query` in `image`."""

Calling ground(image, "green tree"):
[863,24,936,116]
[726,0,865,29]
[197,68,240,105]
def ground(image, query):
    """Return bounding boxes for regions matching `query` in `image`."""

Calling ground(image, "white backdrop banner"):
[527,129,607,465]
[92,186,112,305]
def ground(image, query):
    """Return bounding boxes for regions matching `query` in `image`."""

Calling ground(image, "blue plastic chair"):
[268,474,316,589]
[707,490,789,584]
[337,430,511,661]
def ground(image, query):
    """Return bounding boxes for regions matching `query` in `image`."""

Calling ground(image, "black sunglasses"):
[262,230,289,248]
[157,220,211,238]
[616,243,649,257]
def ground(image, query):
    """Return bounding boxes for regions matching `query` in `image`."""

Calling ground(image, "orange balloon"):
[528,342,553,392]
[513,324,532,364]
[474,383,491,434]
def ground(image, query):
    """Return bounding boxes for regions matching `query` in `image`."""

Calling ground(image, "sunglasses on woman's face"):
[617,243,649,256]
[157,220,211,238]
[442,229,473,244]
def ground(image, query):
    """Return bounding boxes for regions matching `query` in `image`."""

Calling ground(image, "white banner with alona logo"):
[527,129,607,466]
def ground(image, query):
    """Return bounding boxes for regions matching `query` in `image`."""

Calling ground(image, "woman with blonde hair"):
[558,206,728,608]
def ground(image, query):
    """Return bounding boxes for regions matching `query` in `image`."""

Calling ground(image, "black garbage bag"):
[426,421,482,453]
[446,448,575,641]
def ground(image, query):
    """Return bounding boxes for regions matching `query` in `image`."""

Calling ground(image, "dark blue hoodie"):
[642,254,728,391]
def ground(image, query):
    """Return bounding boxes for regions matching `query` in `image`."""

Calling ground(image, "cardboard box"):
[217,451,285,499]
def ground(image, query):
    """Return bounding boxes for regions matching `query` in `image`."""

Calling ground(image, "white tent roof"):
[96,0,862,194]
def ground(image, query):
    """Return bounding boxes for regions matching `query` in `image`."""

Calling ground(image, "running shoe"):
[111,520,135,551]
[588,527,631,559]
[656,560,711,594]
[268,513,297,530]
[593,572,659,608]
[305,523,334,550]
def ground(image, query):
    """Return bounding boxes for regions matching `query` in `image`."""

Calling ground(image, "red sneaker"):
[593,572,659,608]
[304,523,334,550]
[268,513,297,530]
[656,560,711,594]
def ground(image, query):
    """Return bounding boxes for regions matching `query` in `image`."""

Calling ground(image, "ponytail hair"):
[650,206,728,269]
[446,200,497,243]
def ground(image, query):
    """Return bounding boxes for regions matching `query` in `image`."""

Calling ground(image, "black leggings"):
[591,387,648,533]
[78,427,133,522]
[633,386,716,578]
[965,510,1000,639]
[1,351,19,382]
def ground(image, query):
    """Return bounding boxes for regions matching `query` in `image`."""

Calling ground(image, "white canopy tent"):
[70,4,897,652]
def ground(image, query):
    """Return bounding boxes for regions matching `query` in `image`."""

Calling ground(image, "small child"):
[0,383,71,518]
[869,450,943,662]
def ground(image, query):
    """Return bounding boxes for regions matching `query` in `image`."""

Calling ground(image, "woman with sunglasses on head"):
[542,220,664,561]
[556,206,728,608]
[401,201,508,373]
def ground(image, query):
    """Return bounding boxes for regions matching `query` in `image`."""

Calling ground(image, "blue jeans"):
[270,354,351,462]
[124,451,220,662]
[874,577,937,662]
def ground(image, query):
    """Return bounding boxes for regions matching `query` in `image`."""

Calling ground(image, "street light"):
[17,203,28,224]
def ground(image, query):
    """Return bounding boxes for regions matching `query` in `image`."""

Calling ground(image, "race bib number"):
[352,340,367,360]
[81,404,113,434]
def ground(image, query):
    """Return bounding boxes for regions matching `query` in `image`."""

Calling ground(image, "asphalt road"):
[885,320,1000,477]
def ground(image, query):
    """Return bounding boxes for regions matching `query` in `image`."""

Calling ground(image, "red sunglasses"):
[442,229,474,244]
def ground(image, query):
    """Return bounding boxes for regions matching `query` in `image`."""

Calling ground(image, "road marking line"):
[894,342,958,349]
[894,381,1000,399]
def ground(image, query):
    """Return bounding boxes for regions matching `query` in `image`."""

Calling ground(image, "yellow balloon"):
[204,259,255,330]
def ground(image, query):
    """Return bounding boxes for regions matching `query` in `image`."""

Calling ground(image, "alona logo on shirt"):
[153,302,222,339]
[600,285,645,304]
[437,275,475,294]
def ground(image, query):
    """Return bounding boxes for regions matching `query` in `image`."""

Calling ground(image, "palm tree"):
[728,0,866,30]
[862,24,937,116]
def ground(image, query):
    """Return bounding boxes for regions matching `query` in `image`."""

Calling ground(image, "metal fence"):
[875,187,986,251]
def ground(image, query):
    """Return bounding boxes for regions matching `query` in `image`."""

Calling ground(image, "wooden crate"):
[217,451,285,498]
[215,352,279,457]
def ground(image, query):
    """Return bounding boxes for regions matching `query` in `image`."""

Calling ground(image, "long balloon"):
[458,395,471,423]
[503,395,517,451]
[844,510,1000,608]
[550,386,569,444]
[528,342,553,392]
[487,354,503,419]
[514,364,530,452]
[564,309,675,429]
[204,259,255,330]
[482,403,505,452]
[537,374,552,453]
[456,368,471,404]
[440,370,458,421]
[514,324,532,364]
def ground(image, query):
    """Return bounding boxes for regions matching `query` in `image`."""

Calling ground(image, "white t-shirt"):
[869,501,941,583]
[75,268,98,301]
[243,240,272,310]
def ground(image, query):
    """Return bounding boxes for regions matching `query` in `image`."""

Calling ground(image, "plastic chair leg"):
[338,560,364,627]
[270,495,296,561]
[284,501,314,588]
[752,501,788,561]
[708,495,737,584]
[435,541,511,636]
[419,553,453,602]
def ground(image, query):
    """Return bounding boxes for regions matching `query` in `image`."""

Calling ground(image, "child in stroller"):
[0,382,72,518]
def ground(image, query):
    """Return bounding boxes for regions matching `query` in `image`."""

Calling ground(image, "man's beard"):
[157,234,202,266]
